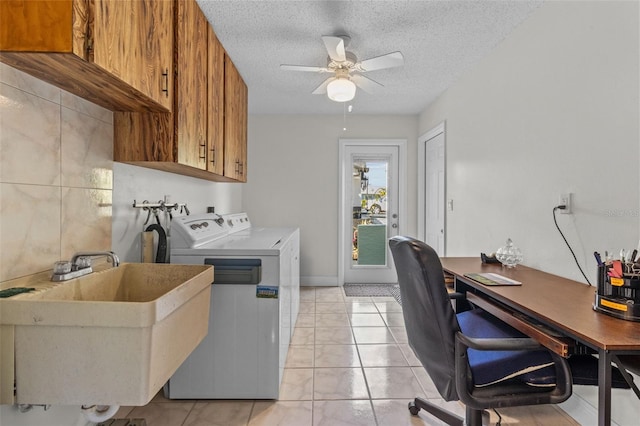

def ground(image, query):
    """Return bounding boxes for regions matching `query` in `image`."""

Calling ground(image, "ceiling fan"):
[280,35,404,103]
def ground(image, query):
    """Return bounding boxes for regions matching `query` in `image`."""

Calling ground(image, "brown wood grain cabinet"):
[114,0,249,183]
[0,0,173,112]
[207,26,225,176]
[223,55,248,182]
[175,0,208,170]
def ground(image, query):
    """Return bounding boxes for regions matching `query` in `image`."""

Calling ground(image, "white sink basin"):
[0,263,213,406]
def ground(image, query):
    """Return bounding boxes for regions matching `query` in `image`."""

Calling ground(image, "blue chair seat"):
[457,309,556,387]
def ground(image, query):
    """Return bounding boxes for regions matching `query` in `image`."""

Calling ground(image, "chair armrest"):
[448,292,466,300]
[456,332,542,351]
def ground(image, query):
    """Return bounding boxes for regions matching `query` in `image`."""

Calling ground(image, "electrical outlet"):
[559,193,572,214]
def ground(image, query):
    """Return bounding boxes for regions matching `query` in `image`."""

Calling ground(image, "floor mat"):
[343,283,402,305]
[389,285,402,305]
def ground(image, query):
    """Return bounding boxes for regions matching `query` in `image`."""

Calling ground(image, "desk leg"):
[598,349,612,426]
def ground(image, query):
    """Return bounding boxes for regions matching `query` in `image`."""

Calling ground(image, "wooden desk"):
[440,257,640,426]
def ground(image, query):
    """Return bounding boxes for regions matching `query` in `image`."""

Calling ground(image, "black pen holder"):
[594,264,640,322]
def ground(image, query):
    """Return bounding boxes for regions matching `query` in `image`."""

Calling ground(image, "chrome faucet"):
[51,251,120,282]
[71,251,120,268]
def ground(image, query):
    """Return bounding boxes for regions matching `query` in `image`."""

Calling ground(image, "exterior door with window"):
[339,140,405,284]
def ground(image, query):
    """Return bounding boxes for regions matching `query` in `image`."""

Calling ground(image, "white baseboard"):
[301,276,338,286]
[559,391,620,426]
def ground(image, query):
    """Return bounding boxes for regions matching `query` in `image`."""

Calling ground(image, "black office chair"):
[389,236,573,426]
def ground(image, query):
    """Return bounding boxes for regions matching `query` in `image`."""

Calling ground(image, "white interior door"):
[339,140,406,284]
[424,129,446,255]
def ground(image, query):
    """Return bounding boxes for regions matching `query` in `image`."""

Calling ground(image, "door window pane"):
[352,159,388,266]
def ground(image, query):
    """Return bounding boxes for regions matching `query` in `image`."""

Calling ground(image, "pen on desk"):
[620,249,628,263]
[631,249,638,263]
[594,251,603,266]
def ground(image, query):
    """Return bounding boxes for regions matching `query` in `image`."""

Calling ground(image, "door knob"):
[392,223,398,229]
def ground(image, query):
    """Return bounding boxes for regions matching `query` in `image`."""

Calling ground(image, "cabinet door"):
[176,0,208,170]
[0,0,73,52]
[92,0,173,110]
[224,55,248,182]
[207,26,225,175]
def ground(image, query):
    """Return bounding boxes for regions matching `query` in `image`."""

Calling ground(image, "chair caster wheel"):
[408,401,420,416]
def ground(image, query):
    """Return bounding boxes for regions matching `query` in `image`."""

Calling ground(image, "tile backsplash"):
[0,63,113,283]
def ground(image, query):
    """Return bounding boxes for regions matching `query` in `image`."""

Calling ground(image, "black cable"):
[553,207,592,286]
[493,408,502,426]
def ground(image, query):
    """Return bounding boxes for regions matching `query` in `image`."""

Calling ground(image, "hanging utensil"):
[144,224,167,263]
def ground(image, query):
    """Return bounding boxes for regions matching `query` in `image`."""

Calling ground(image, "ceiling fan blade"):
[280,64,332,73]
[351,74,383,94]
[322,36,346,62]
[312,77,335,95]
[358,51,404,72]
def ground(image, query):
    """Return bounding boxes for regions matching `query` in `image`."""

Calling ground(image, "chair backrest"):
[389,236,460,401]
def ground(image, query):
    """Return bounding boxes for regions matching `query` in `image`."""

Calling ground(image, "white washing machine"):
[166,213,300,399]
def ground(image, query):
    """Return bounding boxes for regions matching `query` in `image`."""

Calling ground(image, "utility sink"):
[0,263,213,406]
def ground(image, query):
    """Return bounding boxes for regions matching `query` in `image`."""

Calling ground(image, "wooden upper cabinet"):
[224,54,248,182]
[175,0,208,170]
[113,0,249,183]
[207,26,225,176]
[0,0,74,52]
[0,0,173,112]
[92,0,173,110]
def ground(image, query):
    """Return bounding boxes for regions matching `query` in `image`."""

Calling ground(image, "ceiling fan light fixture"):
[327,78,356,102]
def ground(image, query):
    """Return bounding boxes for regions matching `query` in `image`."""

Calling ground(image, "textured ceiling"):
[197,0,543,115]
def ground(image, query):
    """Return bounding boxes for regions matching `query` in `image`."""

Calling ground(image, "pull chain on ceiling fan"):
[280,35,404,103]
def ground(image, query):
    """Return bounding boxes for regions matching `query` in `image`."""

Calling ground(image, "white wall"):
[419,1,639,425]
[244,114,419,285]
[111,163,242,263]
[420,0,639,284]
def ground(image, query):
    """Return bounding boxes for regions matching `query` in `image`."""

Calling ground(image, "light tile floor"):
[114,286,579,426]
